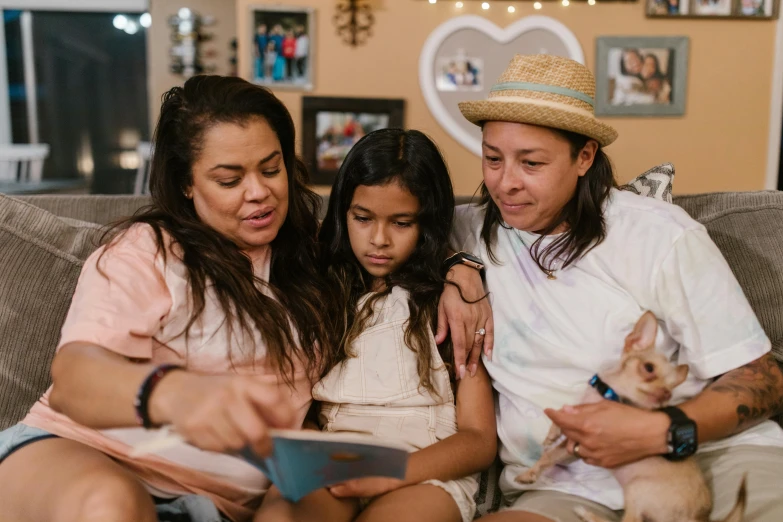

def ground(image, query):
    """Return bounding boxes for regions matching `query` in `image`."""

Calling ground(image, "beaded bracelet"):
[134,364,184,429]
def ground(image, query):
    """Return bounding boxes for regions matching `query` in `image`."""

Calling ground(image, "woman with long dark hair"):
[0,75,334,522]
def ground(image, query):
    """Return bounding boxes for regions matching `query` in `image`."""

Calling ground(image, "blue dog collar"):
[589,374,622,403]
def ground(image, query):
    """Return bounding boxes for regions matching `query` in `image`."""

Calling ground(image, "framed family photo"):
[595,36,689,117]
[647,0,778,16]
[647,0,691,14]
[734,0,778,16]
[249,5,314,90]
[435,53,484,92]
[302,96,405,186]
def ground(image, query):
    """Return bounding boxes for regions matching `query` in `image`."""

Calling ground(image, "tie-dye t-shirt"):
[450,188,783,509]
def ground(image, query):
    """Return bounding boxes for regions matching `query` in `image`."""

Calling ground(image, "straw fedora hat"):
[458,54,618,147]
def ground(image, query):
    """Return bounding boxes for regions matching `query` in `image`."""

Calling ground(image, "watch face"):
[673,424,697,456]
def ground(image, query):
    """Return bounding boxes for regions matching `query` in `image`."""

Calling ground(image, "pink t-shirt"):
[22,224,313,522]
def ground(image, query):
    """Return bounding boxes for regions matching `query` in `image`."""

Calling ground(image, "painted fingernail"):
[470,364,477,377]
[485,349,492,362]
[459,364,466,380]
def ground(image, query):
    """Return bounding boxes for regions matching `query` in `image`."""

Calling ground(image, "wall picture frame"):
[646,0,779,17]
[302,96,405,186]
[419,15,584,157]
[249,4,314,90]
[595,36,689,117]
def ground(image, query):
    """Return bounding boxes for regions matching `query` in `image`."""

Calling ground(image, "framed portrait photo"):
[691,0,733,15]
[249,4,314,90]
[647,0,779,17]
[734,0,777,16]
[302,97,405,186]
[647,0,690,15]
[595,36,689,117]
[435,53,484,92]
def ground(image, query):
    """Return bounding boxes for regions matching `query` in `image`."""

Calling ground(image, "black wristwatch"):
[443,251,486,280]
[659,406,698,461]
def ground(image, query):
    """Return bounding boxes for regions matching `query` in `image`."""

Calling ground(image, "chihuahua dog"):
[515,311,747,522]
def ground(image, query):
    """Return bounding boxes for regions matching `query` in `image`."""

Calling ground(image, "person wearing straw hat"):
[449,54,783,522]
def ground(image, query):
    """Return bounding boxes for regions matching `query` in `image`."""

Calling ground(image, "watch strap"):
[659,406,698,461]
[443,251,486,280]
[660,405,691,425]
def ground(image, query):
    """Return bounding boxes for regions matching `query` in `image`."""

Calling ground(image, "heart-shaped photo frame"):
[419,15,584,157]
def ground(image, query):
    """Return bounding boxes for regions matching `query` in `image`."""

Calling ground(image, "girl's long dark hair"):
[100,75,331,383]
[318,128,456,394]
[480,128,617,273]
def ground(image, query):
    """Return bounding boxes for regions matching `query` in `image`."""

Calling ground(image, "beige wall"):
[148,0,237,126]
[234,0,777,196]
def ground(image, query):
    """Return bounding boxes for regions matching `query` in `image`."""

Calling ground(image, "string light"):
[420,1,591,9]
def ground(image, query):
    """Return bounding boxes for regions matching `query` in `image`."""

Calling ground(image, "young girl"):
[257,128,497,522]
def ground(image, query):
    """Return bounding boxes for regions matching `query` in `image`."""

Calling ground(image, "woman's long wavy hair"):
[318,129,456,394]
[100,75,331,383]
[480,128,617,273]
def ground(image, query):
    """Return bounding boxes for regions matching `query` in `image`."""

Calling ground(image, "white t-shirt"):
[295,35,309,58]
[450,189,783,509]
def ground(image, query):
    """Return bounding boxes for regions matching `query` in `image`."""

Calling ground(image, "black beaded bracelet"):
[134,364,184,429]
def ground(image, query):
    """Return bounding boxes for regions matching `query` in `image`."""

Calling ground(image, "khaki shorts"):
[503,445,783,522]
[358,475,478,522]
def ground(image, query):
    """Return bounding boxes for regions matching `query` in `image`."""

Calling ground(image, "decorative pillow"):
[0,194,104,429]
[619,162,675,203]
[473,456,503,518]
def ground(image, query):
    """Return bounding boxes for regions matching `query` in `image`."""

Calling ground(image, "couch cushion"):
[673,191,783,363]
[13,194,152,225]
[0,194,104,429]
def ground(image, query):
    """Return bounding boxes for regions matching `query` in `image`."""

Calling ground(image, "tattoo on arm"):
[708,354,783,432]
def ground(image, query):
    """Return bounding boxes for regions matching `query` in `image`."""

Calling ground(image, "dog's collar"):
[589,374,627,404]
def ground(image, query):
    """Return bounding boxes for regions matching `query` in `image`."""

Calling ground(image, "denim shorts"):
[0,423,229,521]
[0,423,59,464]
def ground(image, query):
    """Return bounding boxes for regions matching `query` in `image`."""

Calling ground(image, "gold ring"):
[475,328,486,336]
[573,442,581,458]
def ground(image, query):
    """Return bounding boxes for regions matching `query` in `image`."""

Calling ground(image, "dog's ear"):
[624,311,658,353]
[675,364,689,386]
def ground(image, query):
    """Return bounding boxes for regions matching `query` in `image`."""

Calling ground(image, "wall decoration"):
[692,0,733,14]
[647,0,690,14]
[249,5,314,90]
[735,0,778,16]
[436,52,484,92]
[647,0,778,16]
[334,0,375,47]
[302,97,405,186]
[419,15,584,157]
[595,36,689,116]
[168,8,216,77]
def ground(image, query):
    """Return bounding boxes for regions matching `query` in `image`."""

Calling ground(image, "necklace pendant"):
[545,271,557,280]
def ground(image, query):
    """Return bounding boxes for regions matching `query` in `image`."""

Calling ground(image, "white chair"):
[0,144,50,183]
[133,141,153,195]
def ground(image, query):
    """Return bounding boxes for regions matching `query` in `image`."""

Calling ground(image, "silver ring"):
[475,328,486,336]
[573,443,581,458]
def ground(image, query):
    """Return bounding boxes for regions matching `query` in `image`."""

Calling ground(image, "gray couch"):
[1,190,782,517]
